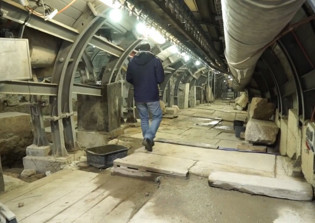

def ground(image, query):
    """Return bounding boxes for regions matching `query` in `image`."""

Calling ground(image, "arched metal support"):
[279,40,305,120]
[60,17,107,153]
[50,16,107,156]
[110,39,143,83]
[261,58,283,115]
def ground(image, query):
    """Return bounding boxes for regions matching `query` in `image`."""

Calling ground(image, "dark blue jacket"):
[126,52,164,102]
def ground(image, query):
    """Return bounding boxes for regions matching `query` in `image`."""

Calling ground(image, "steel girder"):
[1,0,124,58]
[0,81,102,97]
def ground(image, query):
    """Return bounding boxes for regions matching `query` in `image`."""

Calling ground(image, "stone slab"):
[208,171,313,201]
[140,143,276,178]
[113,152,196,178]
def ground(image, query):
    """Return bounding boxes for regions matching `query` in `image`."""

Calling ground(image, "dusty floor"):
[1,100,315,223]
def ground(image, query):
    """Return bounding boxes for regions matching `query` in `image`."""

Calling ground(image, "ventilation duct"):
[221,0,305,90]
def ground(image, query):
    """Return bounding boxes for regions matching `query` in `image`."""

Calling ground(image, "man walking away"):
[126,43,164,152]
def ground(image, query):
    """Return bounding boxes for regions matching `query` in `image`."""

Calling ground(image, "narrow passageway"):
[1,100,315,223]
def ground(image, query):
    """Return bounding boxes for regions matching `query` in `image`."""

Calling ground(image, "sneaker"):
[142,138,153,152]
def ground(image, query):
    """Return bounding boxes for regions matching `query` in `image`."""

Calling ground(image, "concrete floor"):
[1,101,315,222]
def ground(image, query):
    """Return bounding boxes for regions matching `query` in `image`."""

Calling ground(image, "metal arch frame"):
[278,40,305,120]
[160,61,189,102]
[50,16,108,156]
[82,52,97,81]
[59,16,108,154]
[160,60,185,98]
[173,66,193,105]
[111,39,143,83]
[261,58,283,115]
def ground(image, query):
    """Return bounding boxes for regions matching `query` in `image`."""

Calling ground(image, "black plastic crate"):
[86,145,128,168]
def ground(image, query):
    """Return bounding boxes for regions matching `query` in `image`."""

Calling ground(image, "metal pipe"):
[221,0,305,90]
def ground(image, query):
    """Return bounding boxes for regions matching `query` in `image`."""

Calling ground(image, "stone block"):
[279,118,288,156]
[245,119,279,145]
[20,169,36,178]
[165,107,178,116]
[159,100,166,114]
[288,109,299,134]
[301,125,315,186]
[26,144,51,157]
[235,91,248,109]
[23,155,72,173]
[249,97,275,120]
[77,83,121,132]
[0,113,33,166]
[0,112,32,136]
[287,130,301,159]
[286,109,302,159]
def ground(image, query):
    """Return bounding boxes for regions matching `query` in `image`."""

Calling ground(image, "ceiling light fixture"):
[109,8,123,23]
[169,45,179,54]
[136,22,148,35]
[148,28,165,44]
[100,0,121,9]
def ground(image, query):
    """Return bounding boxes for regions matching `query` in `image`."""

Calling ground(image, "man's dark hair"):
[136,42,151,51]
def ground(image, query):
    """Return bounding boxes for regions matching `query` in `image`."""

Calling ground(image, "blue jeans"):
[136,101,163,141]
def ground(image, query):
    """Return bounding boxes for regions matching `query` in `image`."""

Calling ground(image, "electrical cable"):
[57,0,77,14]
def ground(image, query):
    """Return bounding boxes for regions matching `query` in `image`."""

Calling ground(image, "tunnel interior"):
[0,0,315,197]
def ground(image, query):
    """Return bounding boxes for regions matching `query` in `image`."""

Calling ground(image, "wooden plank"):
[114,153,196,178]
[0,169,75,203]
[20,174,102,223]
[48,174,156,223]
[5,170,98,222]
[208,171,313,201]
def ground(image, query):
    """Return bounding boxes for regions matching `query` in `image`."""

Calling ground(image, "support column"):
[26,96,51,157]
[178,83,190,109]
